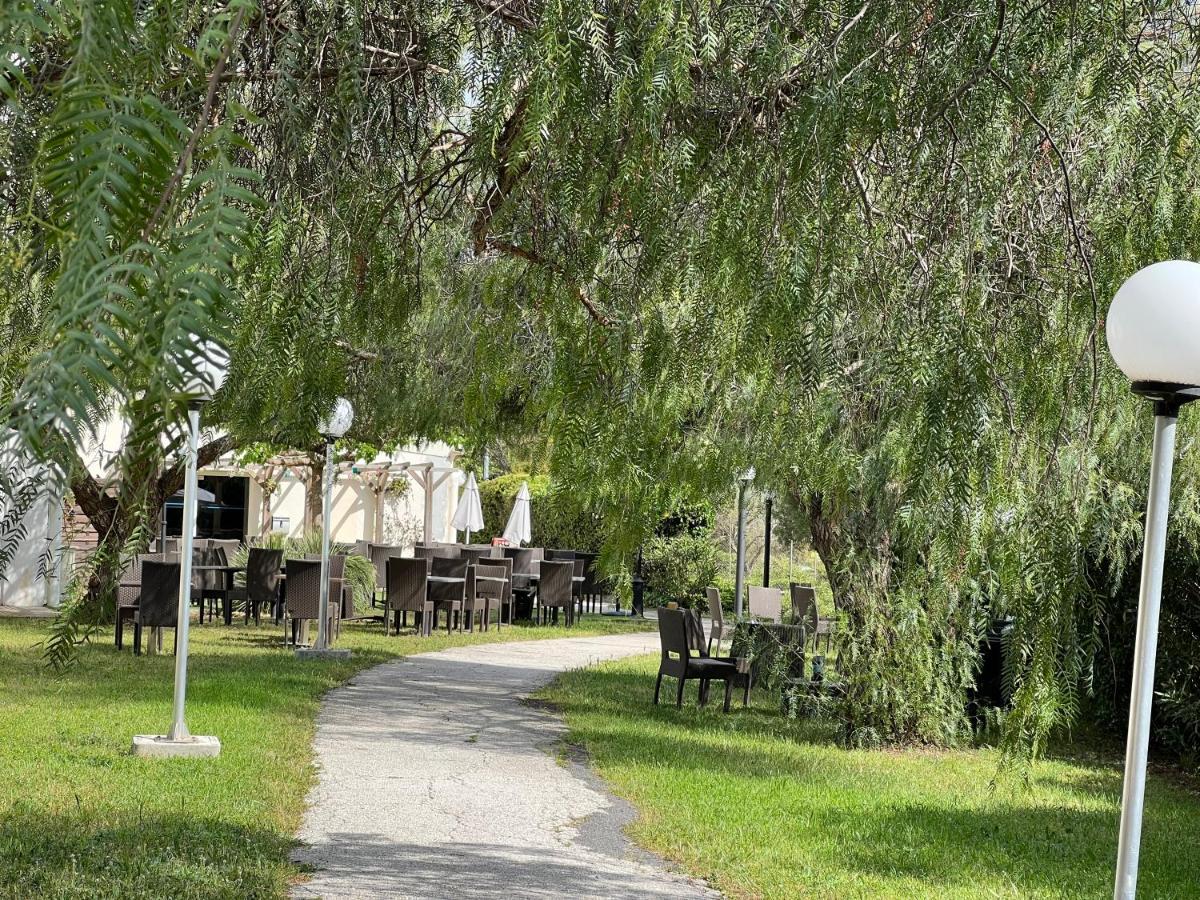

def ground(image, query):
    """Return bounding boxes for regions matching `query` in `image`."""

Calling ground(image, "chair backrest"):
[538,560,574,606]
[789,583,818,631]
[748,586,782,622]
[386,557,429,613]
[366,543,403,585]
[429,556,468,602]
[656,607,691,671]
[416,544,460,559]
[684,607,708,656]
[138,560,182,627]
[510,547,543,575]
[705,586,723,629]
[474,563,507,599]
[545,548,576,562]
[210,539,242,562]
[460,547,490,565]
[571,559,584,580]
[246,548,283,604]
[284,559,323,619]
[576,551,598,591]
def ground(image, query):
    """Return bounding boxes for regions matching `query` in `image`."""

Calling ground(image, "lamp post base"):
[131,734,221,758]
[295,647,352,660]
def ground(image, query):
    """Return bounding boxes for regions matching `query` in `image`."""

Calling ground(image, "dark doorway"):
[165,475,248,540]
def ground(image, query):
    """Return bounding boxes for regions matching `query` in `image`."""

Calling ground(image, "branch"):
[486,239,615,328]
[141,6,248,241]
[466,0,535,31]
[157,434,237,501]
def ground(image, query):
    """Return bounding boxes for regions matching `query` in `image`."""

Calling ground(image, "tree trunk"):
[303,451,324,535]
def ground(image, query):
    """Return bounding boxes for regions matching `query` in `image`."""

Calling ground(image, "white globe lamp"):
[1108,261,1200,900]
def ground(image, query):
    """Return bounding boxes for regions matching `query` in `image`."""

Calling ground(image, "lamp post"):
[132,339,228,759]
[733,467,755,618]
[297,397,354,660]
[1105,260,1200,900]
[763,491,774,587]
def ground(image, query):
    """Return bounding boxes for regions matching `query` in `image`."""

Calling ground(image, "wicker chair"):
[537,560,575,626]
[133,560,183,655]
[571,558,586,618]
[653,607,736,711]
[226,548,283,625]
[283,558,341,646]
[367,543,404,615]
[471,562,509,632]
[385,557,434,636]
[428,556,468,633]
[116,552,176,649]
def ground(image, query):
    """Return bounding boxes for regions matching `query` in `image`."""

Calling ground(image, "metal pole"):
[314,437,334,650]
[1114,410,1177,900]
[167,404,201,742]
[763,493,773,587]
[482,448,490,481]
[734,481,748,618]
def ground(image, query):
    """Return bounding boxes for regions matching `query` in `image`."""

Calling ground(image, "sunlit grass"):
[543,655,1200,900]
[0,614,652,899]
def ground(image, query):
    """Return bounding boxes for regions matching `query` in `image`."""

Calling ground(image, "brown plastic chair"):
[133,560,183,656]
[428,556,467,633]
[385,557,434,636]
[537,560,575,626]
[705,586,726,655]
[790,582,833,652]
[748,586,783,622]
[653,608,736,711]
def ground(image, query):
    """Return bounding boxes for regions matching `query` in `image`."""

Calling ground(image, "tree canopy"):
[3,1,1200,751]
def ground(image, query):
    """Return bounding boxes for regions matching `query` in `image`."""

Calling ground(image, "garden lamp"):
[1106,260,1200,899]
[299,397,354,659]
[734,467,755,619]
[133,338,228,758]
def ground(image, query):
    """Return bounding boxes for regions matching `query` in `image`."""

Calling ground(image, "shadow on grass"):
[548,663,1200,898]
[0,808,291,899]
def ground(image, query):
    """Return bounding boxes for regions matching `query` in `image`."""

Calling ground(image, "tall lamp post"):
[733,467,755,618]
[132,339,228,759]
[297,397,354,660]
[1106,260,1200,900]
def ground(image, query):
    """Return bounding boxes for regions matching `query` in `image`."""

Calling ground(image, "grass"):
[542,655,1200,900]
[0,613,652,899]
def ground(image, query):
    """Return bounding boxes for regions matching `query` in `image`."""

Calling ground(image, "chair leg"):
[676,676,686,708]
[653,673,663,705]
[133,622,142,656]
[723,679,733,713]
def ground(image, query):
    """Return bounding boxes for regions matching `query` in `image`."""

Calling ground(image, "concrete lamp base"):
[295,647,352,660]
[131,734,221,759]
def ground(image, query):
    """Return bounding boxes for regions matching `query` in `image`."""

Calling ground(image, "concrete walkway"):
[292,631,719,899]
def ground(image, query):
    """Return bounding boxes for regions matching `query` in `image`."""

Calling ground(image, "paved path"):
[292,632,719,899]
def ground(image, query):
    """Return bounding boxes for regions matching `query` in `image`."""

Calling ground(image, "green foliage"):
[476,473,601,550]
[235,532,376,614]
[640,533,720,608]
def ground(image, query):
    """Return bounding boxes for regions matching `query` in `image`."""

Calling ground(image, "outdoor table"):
[193,564,245,625]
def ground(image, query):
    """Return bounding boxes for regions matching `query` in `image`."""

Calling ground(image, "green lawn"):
[542,655,1200,900]
[0,614,651,899]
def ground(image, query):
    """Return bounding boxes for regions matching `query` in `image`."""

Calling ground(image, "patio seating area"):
[114,538,611,653]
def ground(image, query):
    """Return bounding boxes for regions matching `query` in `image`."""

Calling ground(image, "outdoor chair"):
[571,558,586,618]
[653,607,737,711]
[506,548,543,619]
[385,557,434,636]
[460,547,491,565]
[283,558,341,646]
[471,562,509,631]
[481,556,514,624]
[706,586,727,655]
[415,544,461,560]
[789,583,834,652]
[227,548,283,625]
[116,552,176,649]
[133,560,183,656]
[537,560,575,626]
[748,586,783,622]
[428,556,468,633]
[576,551,599,613]
[367,543,404,617]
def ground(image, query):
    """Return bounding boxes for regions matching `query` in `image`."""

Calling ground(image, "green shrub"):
[641,532,720,608]
[477,473,601,551]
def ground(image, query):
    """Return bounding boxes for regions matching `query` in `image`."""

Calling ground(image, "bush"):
[641,532,720,608]
[477,473,601,551]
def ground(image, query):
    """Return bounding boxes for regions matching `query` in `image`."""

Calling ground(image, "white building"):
[0,416,466,610]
